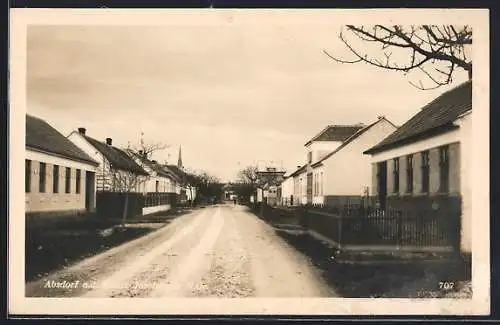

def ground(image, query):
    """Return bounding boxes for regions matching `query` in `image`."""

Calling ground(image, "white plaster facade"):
[25,148,98,214]
[369,113,471,253]
[314,118,397,202]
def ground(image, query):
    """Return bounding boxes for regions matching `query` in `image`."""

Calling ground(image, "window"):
[39,162,46,193]
[307,151,312,164]
[421,151,430,193]
[439,146,450,192]
[53,165,59,193]
[75,169,81,194]
[406,155,413,193]
[65,167,71,193]
[25,160,31,193]
[156,180,159,192]
[393,158,400,193]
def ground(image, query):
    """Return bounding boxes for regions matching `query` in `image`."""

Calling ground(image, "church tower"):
[177,145,183,169]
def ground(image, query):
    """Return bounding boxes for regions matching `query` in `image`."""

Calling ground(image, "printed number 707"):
[439,281,455,290]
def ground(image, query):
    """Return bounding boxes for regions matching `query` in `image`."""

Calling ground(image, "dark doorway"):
[377,161,387,210]
[85,171,96,212]
[306,173,313,205]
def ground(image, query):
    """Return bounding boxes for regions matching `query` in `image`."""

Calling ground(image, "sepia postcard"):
[9,8,490,316]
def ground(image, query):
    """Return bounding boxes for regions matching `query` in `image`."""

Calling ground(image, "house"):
[291,124,366,205]
[127,150,181,214]
[25,115,99,225]
[163,146,197,204]
[278,175,294,206]
[310,116,398,207]
[364,80,472,255]
[68,128,149,193]
[67,128,150,219]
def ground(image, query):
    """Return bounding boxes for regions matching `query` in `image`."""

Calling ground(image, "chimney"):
[78,127,86,135]
[297,165,301,169]
[377,115,385,120]
[105,138,112,146]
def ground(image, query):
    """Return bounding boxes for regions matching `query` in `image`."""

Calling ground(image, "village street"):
[25,204,336,298]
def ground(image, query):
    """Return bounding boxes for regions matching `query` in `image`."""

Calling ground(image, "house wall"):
[306,140,342,165]
[369,113,471,253]
[280,177,294,206]
[68,132,149,193]
[25,149,97,216]
[321,119,397,198]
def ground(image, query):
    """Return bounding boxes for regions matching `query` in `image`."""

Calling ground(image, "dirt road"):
[25,205,336,298]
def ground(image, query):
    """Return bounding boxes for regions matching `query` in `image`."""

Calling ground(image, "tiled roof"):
[82,135,148,175]
[305,124,364,146]
[311,117,396,168]
[26,115,98,165]
[166,165,186,179]
[288,165,307,178]
[126,150,173,178]
[364,80,472,155]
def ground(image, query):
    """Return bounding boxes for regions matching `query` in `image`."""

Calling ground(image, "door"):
[377,161,387,210]
[85,171,96,212]
[306,173,313,205]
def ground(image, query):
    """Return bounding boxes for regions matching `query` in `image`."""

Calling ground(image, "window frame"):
[75,169,81,194]
[421,150,430,193]
[39,162,46,193]
[65,167,71,194]
[406,155,413,194]
[25,159,32,193]
[53,164,59,193]
[439,145,450,193]
[393,157,400,194]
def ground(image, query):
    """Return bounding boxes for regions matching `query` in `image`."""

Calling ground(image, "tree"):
[184,169,223,205]
[103,136,168,227]
[324,25,472,90]
[236,165,259,202]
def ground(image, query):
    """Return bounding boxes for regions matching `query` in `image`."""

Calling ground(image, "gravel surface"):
[26,205,336,298]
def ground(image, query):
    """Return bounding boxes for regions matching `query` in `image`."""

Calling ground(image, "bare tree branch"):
[326,25,472,90]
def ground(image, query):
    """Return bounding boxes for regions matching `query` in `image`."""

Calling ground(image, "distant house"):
[127,150,182,214]
[310,117,397,207]
[364,80,472,255]
[163,147,197,204]
[278,175,294,206]
[25,115,99,225]
[68,128,149,192]
[292,124,365,205]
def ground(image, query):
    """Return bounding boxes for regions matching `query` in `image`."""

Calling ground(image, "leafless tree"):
[237,165,259,187]
[102,144,168,227]
[324,25,472,90]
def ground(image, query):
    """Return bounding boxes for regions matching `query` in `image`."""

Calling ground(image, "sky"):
[26,14,469,182]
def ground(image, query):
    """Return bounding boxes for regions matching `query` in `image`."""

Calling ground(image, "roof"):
[304,124,365,146]
[288,165,307,178]
[81,135,148,175]
[165,165,186,180]
[311,117,396,168]
[26,115,98,166]
[127,150,174,179]
[364,80,472,155]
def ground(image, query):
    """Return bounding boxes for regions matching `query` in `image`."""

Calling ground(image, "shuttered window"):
[439,146,450,193]
[53,165,59,193]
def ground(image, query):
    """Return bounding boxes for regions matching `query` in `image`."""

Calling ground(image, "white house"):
[364,80,472,256]
[278,175,294,206]
[127,150,182,214]
[25,115,99,225]
[68,128,149,193]
[291,124,365,205]
[310,117,397,207]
